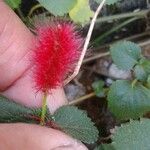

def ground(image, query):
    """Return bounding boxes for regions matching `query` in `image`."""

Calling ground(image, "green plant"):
[94,119,150,150]
[92,40,150,149]
[3,0,108,145]
[3,0,150,149]
[0,96,98,144]
[108,41,150,120]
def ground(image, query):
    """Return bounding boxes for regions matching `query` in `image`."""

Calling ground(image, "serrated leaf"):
[110,41,141,70]
[53,106,99,144]
[0,95,36,123]
[92,80,105,97]
[134,58,150,81]
[108,80,150,120]
[69,0,94,24]
[95,0,119,5]
[37,0,77,16]
[5,0,21,9]
[112,118,150,150]
[134,65,147,81]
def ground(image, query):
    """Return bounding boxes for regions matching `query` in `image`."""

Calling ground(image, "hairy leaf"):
[69,0,94,24]
[37,0,77,16]
[5,0,21,9]
[134,65,147,81]
[0,96,37,123]
[108,80,150,120]
[111,119,150,150]
[134,58,150,81]
[110,41,141,70]
[53,106,99,144]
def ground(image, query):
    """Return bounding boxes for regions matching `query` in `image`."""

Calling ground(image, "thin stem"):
[69,87,109,105]
[83,52,110,64]
[94,9,148,24]
[132,79,138,88]
[64,0,106,85]
[92,17,140,46]
[40,92,47,125]
[28,4,43,17]
[69,92,96,105]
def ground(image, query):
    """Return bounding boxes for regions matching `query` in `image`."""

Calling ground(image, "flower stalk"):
[40,92,47,125]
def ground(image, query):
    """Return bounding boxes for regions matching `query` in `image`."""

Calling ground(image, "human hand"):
[0,1,87,149]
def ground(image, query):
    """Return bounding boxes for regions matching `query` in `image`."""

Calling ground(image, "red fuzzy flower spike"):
[32,20,83,92]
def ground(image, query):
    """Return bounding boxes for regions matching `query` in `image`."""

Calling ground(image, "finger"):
[0,123,87,150]
[2,69,67,113]
[0,1,33,90]
[0,2,67,112]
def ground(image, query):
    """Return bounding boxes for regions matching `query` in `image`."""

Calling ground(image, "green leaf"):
[92,80,105,97]
[112,118,150,150]
[108,80,150,120]
[0,95,36,123]
[69,0,94,24]
[134,58,150,81]
[37,0,77,16]
[110,41,141,70]
[53,106,99,144]
[134,65,147,81]
[95,0,119,5]
[5,0,21,9]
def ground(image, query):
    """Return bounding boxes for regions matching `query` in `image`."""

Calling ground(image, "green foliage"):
[95,0,119,5]
[134,58,150,81]
[37,0,93,24]
[95,119,150,149]
[134,65,147,81]
[111,119,150,150]
[92,80,105,97]
[0,96,38,123]
[0,95,99,144]
[5,0,21,9]
[37,0,77,16]
[110,41,141,70]
[69,0,94,24]
[108,80,150,120]
[0,96,98,144]
[53,106,99,144]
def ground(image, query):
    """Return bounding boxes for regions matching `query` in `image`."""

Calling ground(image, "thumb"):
[0,1,33,90]
[0,2,67,113]
[0,123,88,150]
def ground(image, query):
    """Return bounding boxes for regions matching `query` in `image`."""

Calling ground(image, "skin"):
[0,1,87,150]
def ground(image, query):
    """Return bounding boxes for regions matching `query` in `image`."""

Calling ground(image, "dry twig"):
[64,0,106,85]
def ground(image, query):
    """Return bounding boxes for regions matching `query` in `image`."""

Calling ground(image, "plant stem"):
[40,92,47,125]
[69,88,109,105]
[28,4,43,17]
[92,17,140,46]
[83,52,110,64]
[69,92,96,105]
[94,9,148,24]
[64,0,106,85]
[132,79,138,88]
